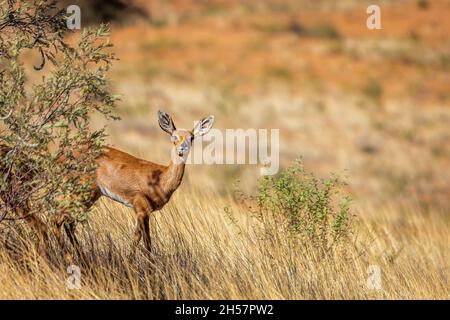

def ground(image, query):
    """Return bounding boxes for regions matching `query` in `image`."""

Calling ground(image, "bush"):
[235,160,353,251]
[417,0,429,10]
[362,79,383,102]
[0,1,118,227]
[305,24,341,39]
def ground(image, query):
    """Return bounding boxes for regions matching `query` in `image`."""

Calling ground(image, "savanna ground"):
[0,0,449,299]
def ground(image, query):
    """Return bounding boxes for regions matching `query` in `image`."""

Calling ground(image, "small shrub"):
[362,79,383,102]
[265,66,293,82]
[235,160,353,251]
[417,0,429,10]
[253,22,287,34]
[288,20,306,36]
[409,31,422,42]
[439,54,450,70]
[141,38,184,52]
[305,24,341,39]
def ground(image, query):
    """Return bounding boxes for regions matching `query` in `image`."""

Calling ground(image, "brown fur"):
[90,146,187,254]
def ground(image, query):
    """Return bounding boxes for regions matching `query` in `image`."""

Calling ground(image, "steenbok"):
[1,111,214,256]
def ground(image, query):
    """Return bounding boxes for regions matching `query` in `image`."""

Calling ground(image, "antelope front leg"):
[131,196,152,255]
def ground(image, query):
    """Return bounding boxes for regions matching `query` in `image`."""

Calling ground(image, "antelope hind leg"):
[24,213,48,256]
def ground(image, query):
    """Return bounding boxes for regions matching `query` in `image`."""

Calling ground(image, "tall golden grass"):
[0,187,447,299]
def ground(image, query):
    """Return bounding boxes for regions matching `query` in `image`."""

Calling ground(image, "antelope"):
[2,111,214,255]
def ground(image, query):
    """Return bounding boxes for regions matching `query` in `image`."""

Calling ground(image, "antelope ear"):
[193,115,214,138]
[158,111,176,135]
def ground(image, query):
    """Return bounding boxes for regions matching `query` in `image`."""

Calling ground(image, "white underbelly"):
[99,186,133,208]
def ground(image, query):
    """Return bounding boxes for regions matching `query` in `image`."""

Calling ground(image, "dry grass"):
[0,188,448,299]
[1,0,449,300]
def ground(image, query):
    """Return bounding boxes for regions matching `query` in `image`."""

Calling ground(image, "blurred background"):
[55,0,450,212]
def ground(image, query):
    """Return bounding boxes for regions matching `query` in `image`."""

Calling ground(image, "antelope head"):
[158,111,214,162]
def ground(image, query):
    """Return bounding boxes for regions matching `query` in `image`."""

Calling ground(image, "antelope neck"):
[162,159,186,195]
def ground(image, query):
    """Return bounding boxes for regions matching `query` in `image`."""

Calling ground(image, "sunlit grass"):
[0,188,447,299]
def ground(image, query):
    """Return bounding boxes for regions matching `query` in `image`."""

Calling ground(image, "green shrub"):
[362,79,383,102]
[0,1,118,226]
[305,24,341,39]
[265,66,294,82]
[417,0,429,10]
[234,160,353,251]
[253,22,287,34]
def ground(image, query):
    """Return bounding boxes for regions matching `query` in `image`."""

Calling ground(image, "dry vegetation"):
[0,0,449,299]
[0,190,448,299]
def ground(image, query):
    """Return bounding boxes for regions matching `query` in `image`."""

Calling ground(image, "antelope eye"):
[171,135,179,142]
